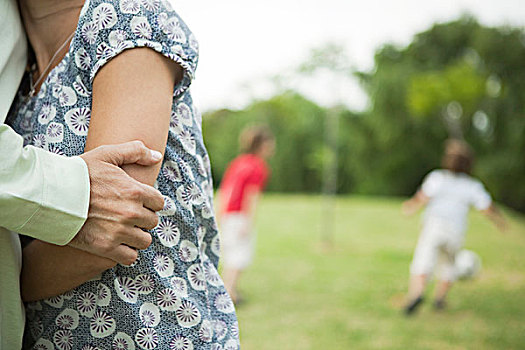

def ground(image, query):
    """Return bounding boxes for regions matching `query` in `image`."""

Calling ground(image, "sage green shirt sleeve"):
[0,124,90,245]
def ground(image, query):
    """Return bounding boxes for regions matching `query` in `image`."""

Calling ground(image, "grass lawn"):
[227,194,525,350]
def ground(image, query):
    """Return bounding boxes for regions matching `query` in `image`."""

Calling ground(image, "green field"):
[228,195,525,350]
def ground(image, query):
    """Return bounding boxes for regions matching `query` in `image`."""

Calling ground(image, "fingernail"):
[150,150,162,161]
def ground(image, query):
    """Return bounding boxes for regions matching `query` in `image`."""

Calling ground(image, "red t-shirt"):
[219,154,270,213]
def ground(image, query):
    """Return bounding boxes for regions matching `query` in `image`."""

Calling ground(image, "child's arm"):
[480,204,507,232]
[216,187,232,222]
[239,185,261,237]
[402,190,429,216]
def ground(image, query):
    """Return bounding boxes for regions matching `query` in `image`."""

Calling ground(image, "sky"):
[171,0,525,112]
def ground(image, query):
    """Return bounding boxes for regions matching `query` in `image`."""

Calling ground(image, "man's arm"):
[0,124,164,264]
[0,124,89,244]
[19,141,169,301]
[21,47,180,301]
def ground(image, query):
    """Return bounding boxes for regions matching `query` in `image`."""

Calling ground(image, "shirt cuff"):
[20,151,90,246]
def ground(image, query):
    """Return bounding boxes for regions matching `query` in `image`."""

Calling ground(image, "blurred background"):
[174,1,525,348]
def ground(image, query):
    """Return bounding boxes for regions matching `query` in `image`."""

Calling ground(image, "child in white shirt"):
[402,139,505,314]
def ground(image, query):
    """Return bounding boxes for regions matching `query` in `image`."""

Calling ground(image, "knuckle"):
[132,140,145,151]
[121,223,136,236]
[124,250,138,266]
[127,185,143,200]
[98,144,109,153]
[94,237,112,256]
[155,194,165,210]
[144,233,153,247]
[146,215,159,229]
[123,207,140,221]
[137,231,153,250]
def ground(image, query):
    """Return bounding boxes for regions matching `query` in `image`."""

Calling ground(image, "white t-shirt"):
[421,169,492,232]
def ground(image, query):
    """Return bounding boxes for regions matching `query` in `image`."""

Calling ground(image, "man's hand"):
[70,141,165,265]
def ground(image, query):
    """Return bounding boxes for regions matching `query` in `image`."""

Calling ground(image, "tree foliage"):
[355,16,525,211]
[203,92,328,193]
[202,16,525,212]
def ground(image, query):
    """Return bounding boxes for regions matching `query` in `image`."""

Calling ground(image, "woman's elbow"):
[87,256,118,274]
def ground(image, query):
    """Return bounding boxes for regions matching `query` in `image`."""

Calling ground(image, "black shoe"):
[434,299,446,310]
[404,296,424,315]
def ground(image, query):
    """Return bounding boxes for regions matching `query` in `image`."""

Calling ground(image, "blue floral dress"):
[8,1,239,349]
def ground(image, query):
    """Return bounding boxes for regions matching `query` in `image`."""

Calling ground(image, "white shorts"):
[410,217,465,282]
[220,213,255,270]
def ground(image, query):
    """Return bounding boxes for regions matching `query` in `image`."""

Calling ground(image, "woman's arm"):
[21,48,181,301]
[86,47,181,181]
[21,241,117,301]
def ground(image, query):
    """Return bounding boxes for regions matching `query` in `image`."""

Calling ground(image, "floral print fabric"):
[8,0,239,349]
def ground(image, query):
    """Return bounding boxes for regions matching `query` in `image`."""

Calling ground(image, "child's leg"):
[435,279,453,302]
[224,232,253,304]
[408,227,438,299]
[220,214,251,304]
[434,244,457,308]
[408,273,427,299]
[404,274,427,314]
[405,254,432,314]
[404,225,439,314]
[433,278,453,310]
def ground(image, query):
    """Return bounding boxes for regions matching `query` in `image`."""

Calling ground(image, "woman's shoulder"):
[79,0,193,32]
[72,0,199,92]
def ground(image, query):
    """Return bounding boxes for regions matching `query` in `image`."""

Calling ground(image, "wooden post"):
[321,107,339,247]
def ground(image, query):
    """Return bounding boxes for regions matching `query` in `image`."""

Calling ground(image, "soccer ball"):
[455,249,482,280]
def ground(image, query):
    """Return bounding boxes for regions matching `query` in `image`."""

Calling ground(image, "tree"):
[202,92,327,192]
[355,16,525,211]
[202,16,525,212]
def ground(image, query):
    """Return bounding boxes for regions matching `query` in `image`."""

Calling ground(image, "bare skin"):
[74,142,164,264]
[18,0,181,301]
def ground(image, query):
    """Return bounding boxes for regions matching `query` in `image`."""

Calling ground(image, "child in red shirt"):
[218,125,275,304]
